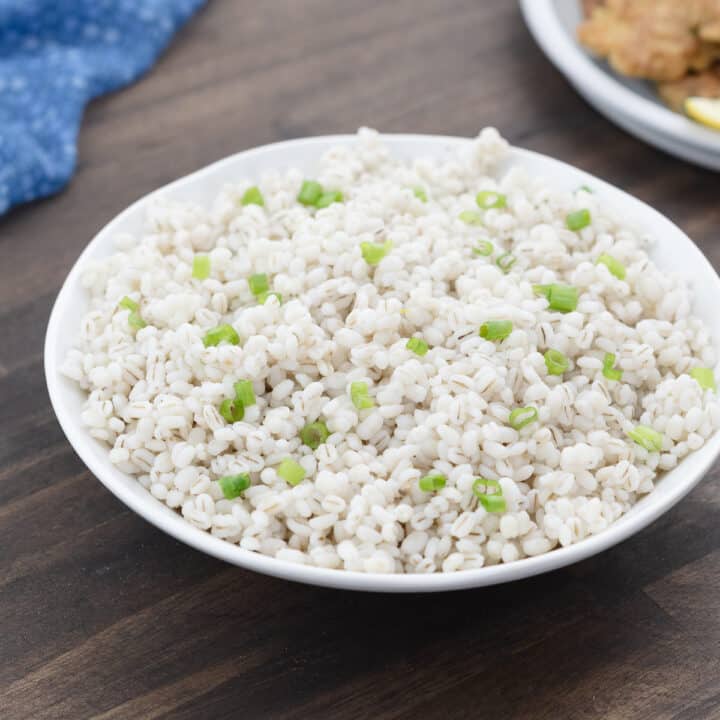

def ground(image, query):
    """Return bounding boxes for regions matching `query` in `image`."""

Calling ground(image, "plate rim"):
[519,0,720,155]
[44,132,720,592]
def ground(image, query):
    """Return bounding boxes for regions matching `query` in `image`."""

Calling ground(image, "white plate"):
[45,134,720,592]
[520,0,720,171]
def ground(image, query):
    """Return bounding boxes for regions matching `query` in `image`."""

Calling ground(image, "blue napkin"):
[0,0,205,215]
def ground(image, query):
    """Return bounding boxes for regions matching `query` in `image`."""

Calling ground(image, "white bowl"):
[520,0,720,171]
[45,134,720,592]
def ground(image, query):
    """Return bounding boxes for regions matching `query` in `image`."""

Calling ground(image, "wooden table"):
[3,2,720,718]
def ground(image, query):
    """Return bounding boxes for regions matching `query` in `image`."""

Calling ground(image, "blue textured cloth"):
[0,0,204,214]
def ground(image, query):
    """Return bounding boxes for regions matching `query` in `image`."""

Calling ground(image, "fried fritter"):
[658,66,720,111]
[579,0,720,82]
[702,18,720,43]
[582,0,605,18]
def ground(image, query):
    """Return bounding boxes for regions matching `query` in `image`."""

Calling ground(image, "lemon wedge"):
[684,97,720,131]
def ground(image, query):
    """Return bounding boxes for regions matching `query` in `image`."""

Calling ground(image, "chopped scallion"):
[533,283,578,313]
[496,252,516,273]
[278,458,306,486]
[128,311,146,330]
[119,296,139,312]
[548,285,578,312]
[479,320,513,341]
[241,186,265,206]
[596,253,626,280]
[248,273,269,296]
[479,494,506,513]
[544,349,569,376]
[300,421,330,450]
[203,324,240,347]
[472,477,506,513]
[315,190,344,209]
[566,208,591,231]
[234,379,256,406]
[690,367,717,392]
[350,381,374,409]
[413,186,428,202]
[459,210,483,225]
[218,473,251,499]
[406,337,429,356]
[360,240,392,266]
[258,291,283,305]
[219,397,244,423]
[473,240,494,256]
[509,406,538,430]
[579,185,593,193]
[298,180,323,206]
[627,425,663,452]
[473,477,501,495]
[192,254,211,280]
[533,284,552,300]
[476,190,507,209]
[419,474,447,492]
[602,352,623,382]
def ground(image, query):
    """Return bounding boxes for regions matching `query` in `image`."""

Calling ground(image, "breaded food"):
[582,0,605,18]
[579,0,720,82]
[658,66,720,111]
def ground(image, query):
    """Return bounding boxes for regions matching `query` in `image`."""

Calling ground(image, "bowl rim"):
[45,132,720,592]
[519,0,720,154]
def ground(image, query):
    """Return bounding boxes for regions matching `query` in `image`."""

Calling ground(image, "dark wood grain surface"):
[2,2,720,718]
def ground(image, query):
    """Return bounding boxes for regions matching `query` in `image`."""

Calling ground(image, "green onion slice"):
[509,406,538,430]
[219,397,244,423]
[360,240,392,266]
[241,186,265,206]
[315,190,344,209]
[479,320,513,341]
[476,191,507,209]
[602,352,623,382]
[298,180,323,206]
[690,367,717,392]
[472,477,506,513]
[579,185,593,193]
[248,273,269,296]
[300,421,330,450]
[119,296,139,312]
[548,285,578,312]
[118,296,145,330]
[413,186,428,202]
[478,494,506,513]
[544,349,569,376]
[533,283,578,313]
[234,379,256,407]
[258,291,283,305]
[218,473,251,499]
[192,254,211,280]
[496,252,516,273]
[128,311,146,330]
[278,458,306,486]
[203,324,240,347]
[596,253,626,280]
[406,337,429,356]
[350,381,374,409]
[627,425,663,452]
[459,210,483,225]
[473,240,494,256]
[418,474,447,492]
[566,208,591,231]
